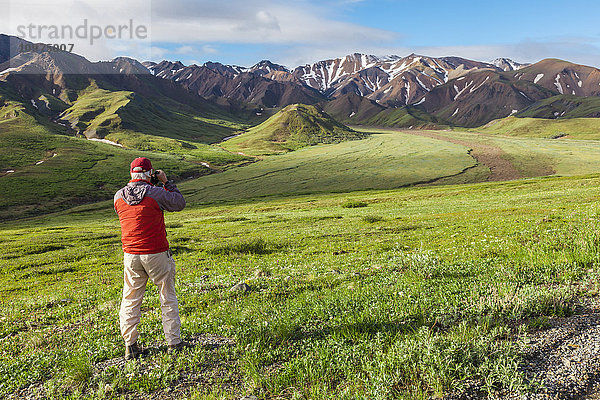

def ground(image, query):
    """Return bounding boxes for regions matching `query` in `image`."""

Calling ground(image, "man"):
[114,157,186,360]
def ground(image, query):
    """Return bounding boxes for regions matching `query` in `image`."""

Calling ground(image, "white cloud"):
[254,11,281,31]
[4,0,399,62]
[175,45,194,54]
[201,45,218,54]
[149,46,169,60]
[148,0,397,46]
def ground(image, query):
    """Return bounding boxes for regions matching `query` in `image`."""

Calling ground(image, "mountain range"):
[3,32,600,139]
[144,52,600,127]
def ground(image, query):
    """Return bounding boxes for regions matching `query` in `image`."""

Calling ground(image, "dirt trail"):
[405,130,522,182]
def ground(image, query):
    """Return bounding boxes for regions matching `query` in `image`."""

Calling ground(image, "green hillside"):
[185,130,477,203]
[0,75,257,219]
[221,104,364,156]
[57,84,132,137]
[515,95,600,119]
[52,80,256,147]
[3,174,600,398]
[55,83,253,161]
[183,127,600,205]
[359,106,450,128]
[72,86,252,143]
[474,116,600,139]
[0,114,208,220]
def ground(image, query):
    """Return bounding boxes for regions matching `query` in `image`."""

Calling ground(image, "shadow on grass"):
[207,238,284,255]
[244,317,433,349]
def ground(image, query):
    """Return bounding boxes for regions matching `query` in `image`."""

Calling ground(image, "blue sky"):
[5,0,600,68]
[341,0,598,47]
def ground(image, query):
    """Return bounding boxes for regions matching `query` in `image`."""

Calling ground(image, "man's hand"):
[156,170,168,184]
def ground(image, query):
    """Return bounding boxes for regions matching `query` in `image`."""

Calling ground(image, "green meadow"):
[184,127,600,204]
[184,131,476,203]
[6,113,600,398]
[3,173,600,399]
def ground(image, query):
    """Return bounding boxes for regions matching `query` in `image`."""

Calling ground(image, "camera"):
[150,170,160,185]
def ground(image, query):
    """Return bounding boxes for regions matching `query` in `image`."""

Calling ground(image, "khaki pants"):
[119,251,181,346]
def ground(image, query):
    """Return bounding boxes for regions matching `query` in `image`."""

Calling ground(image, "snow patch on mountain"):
[534,74,544,84]
[415,76,430,91]
[454,81,473,100]
[0,67,20,75]
[519,91,531,100]
[470,76,490,93]
[492,58,528,71]
[554,74,564,94]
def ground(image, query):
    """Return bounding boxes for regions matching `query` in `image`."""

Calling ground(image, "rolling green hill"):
[221,104,364,156]
[474,116,600,139]
[52,81,256,161]
[357,105,450,129]
[56,81,255,145]
[0,112,234,220]
[515,95,600,119]
[185,130,477,203]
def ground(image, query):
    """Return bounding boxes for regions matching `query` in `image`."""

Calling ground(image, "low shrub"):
[342,200,367,208]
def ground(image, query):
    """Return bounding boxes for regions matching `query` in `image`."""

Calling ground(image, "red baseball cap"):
[130,157,153,173]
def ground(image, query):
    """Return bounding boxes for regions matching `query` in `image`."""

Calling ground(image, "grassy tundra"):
[184,127,600,204]
[2,173,600,399]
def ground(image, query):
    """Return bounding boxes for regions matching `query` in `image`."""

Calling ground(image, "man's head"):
[130,157,153,181]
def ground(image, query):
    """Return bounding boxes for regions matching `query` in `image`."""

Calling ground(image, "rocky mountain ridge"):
[4,32,600,128]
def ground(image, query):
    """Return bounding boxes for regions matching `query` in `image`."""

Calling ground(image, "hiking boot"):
[124,342,142,360]
[167,340,189,354]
